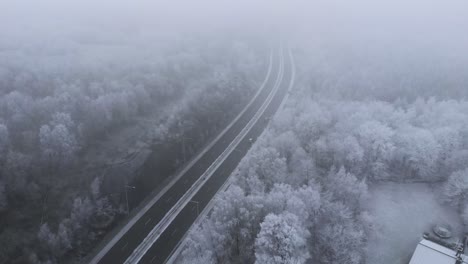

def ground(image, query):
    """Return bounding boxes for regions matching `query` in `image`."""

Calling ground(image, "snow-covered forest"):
[0,2,267,263]
[179,95,468,263]
[178,2,468,262]
[1,0,468,264]
[0,40,262,264]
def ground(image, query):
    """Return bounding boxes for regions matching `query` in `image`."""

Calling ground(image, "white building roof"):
[409,239,468,264]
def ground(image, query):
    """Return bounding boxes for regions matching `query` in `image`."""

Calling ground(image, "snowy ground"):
[366,182,463,264]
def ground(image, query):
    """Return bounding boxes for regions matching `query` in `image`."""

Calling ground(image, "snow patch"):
[366,182,463,264]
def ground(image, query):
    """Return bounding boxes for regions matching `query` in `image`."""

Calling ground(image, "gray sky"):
[2,0,467,34]
[1,0,468,58]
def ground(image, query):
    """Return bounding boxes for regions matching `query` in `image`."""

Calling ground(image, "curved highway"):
[89,44,295,264]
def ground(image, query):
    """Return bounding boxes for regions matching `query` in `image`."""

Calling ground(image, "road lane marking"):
[90,47,275,264]
[124,47,281,264]
[150,255,158,263]
[121,242,128,251]
[144,218,152,226]
[166,45,296,264]
[170,228,179,237]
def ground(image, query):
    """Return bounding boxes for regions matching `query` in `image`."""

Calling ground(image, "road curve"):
[90,45,285,264]
[137,45,295,264]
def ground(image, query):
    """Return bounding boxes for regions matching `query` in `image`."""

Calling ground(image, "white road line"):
[165,45,296,264]
[121,242,128,251]
[89,47,274,264]
[124,47,284,264]
[144,218,152,226]
[278,46,296,112]
[161,46,286,264]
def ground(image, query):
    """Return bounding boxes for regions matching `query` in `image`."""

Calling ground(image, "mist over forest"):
[1,1,468,264]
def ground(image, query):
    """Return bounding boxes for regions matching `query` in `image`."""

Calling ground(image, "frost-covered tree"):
[209,185,255,262]
[0,123,9,156]
[235,146,287,194]
[255,213,310,264]
[180,96,468,264]
[433,127,461,175]
[0,28,263,263]
[37,223,55,250]
[69,197,94,231]
[462,203,468,231]
[179,246,214,264]
[315,201,366,264]
[444,168,468,210]
[325,167,368,209]
[50,112,74,131]
[330,135,364,173]
[39,124,78,167]
[0,182,7,211]
[394,126,441,180]
[2,150,33,196]
[2,91,35,130]
[37,223,70,258]
[179,230,216,264]
[89,178,116,229]
[355,120,395,178]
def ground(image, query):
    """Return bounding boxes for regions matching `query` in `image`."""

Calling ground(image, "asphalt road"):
[137,46,293,263]
[92,45,287,264]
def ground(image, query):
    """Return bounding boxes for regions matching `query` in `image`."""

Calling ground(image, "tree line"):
[179,63,468,264]
[0,36,264,264]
